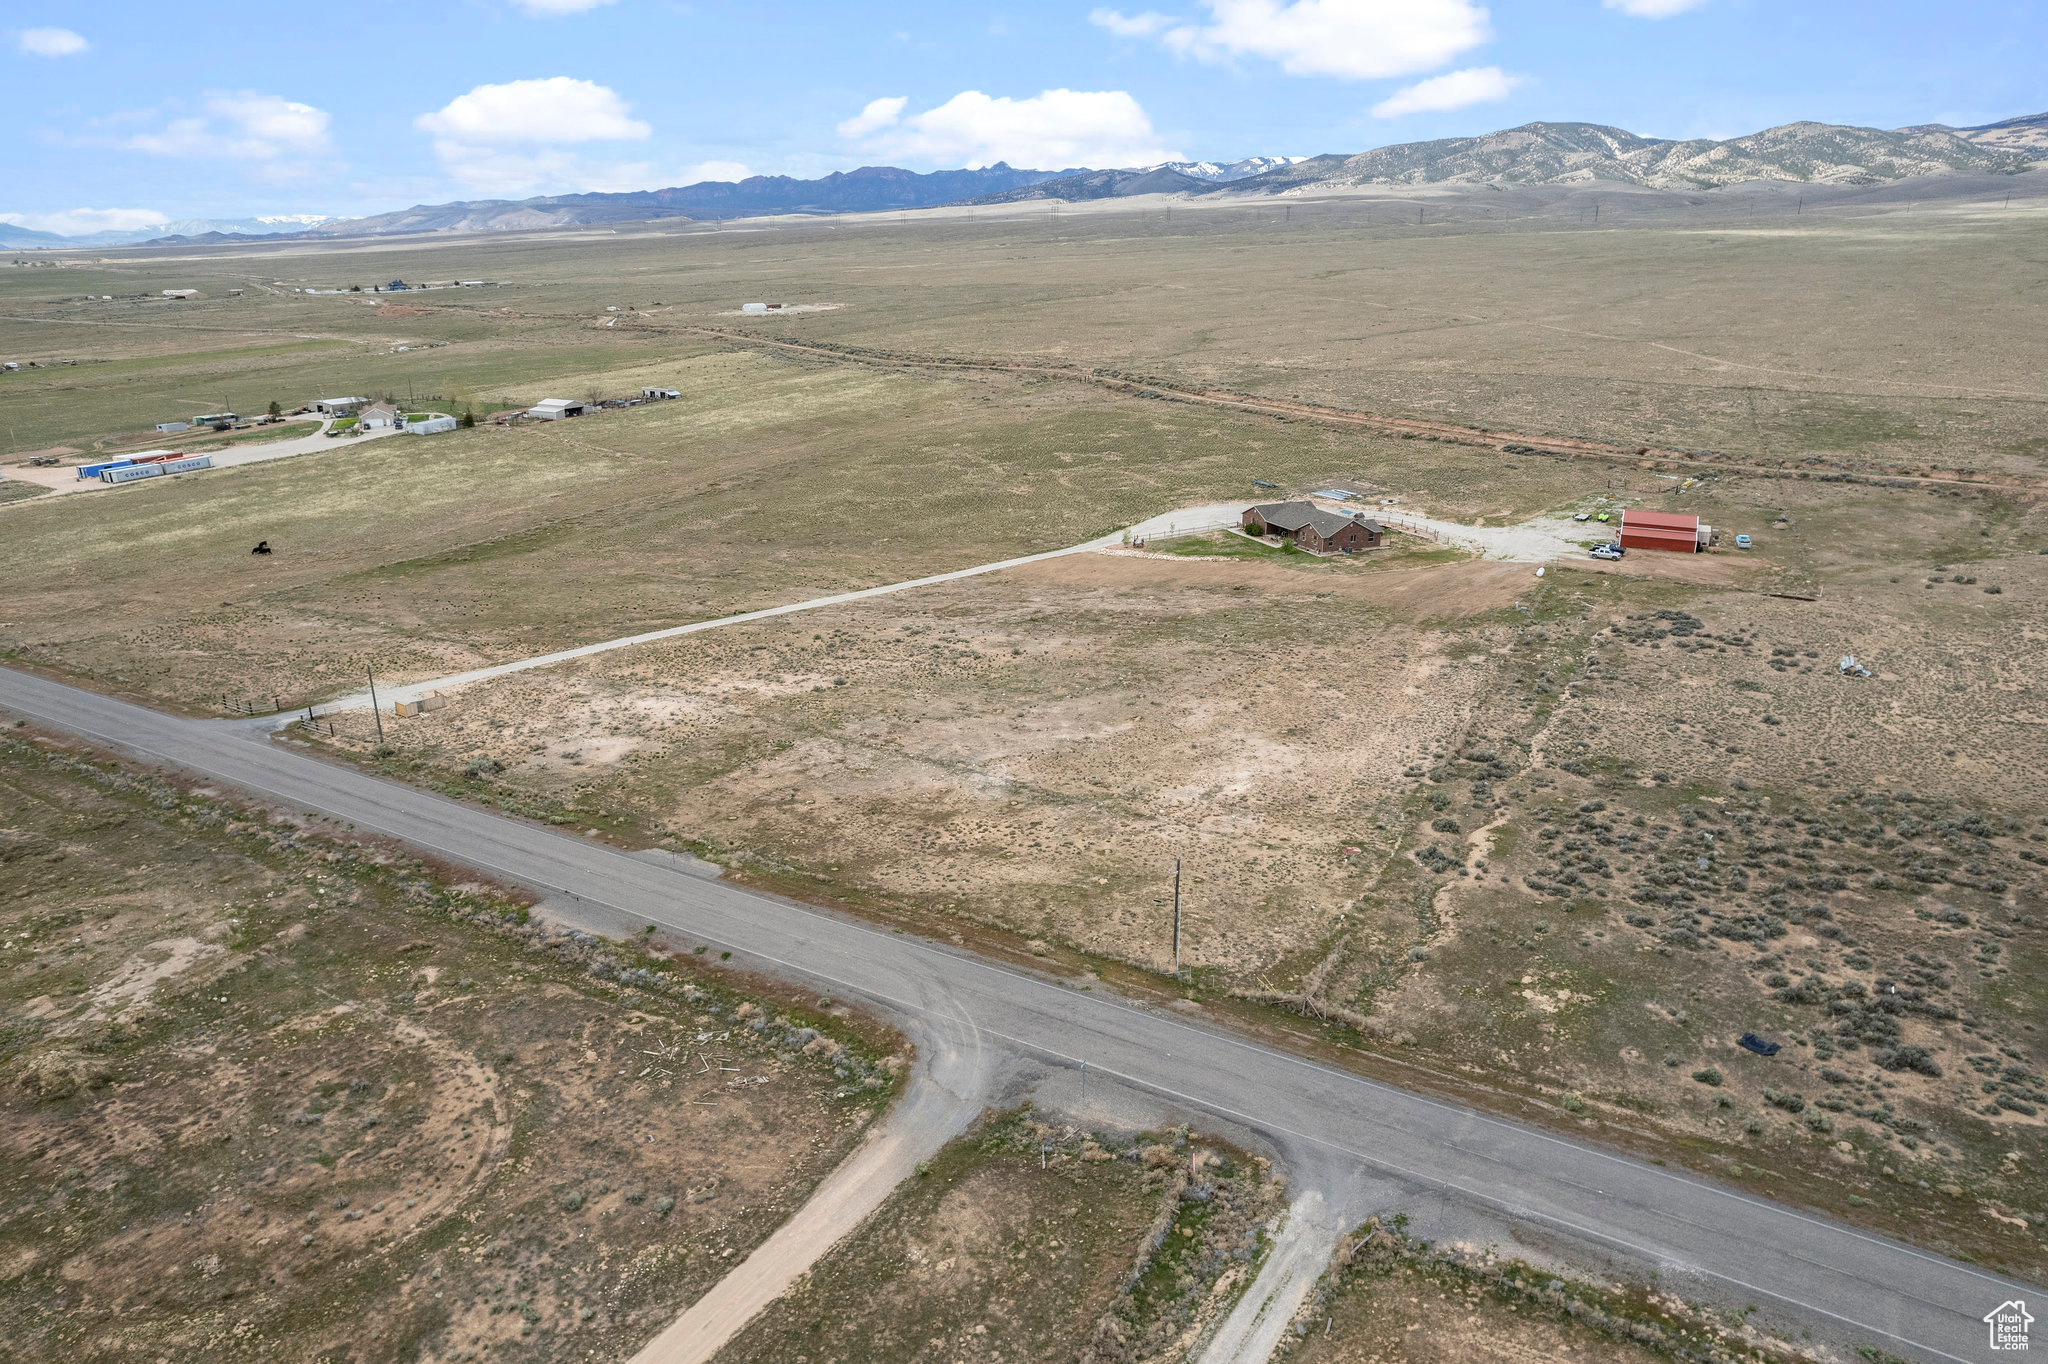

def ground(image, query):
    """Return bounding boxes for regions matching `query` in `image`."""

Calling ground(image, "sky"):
[2,0,2042,233]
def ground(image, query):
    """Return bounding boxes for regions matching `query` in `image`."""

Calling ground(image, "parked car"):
[1734,533,1752,548]
[1590,543,1624,561]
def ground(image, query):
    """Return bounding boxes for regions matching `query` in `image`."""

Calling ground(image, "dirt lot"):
[313,544,1523,977]
[713,1110,1283,1364]
[0,732,899,1363]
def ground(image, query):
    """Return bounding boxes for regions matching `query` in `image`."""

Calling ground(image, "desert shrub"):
[559,1190,585,1212]
[1802,1111,1834,1134]
[1764,1089,1806,1114]
[1692,1067,1723,1086]
[1873,1045,1943,1077]
[1431,816,1461,833]
[1413,845,1458,874]
[1560,1092,1586,1113]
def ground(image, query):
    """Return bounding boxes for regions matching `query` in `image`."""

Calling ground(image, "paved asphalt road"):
[0,666,2031,1363]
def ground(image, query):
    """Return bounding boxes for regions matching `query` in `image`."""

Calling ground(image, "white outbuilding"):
[526,398,589,420]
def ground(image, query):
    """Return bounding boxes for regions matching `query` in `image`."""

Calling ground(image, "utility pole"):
[367,665,385,744]
[1171,857,1183,974]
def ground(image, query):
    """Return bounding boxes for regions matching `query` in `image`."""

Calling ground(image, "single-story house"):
[1242,500,1385,554]
[526,398,588,420]
[357,402,400,430]
[640,387,680,400]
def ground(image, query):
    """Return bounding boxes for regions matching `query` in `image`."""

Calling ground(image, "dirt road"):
[627,1000,995,1364]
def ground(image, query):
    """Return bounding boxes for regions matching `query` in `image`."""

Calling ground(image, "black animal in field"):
[251,541,272,555]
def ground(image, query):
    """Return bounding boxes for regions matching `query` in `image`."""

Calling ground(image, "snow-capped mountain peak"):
[1148,156,1304,182]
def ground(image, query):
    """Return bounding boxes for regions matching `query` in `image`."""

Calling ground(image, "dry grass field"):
[0,732,898,1363]
[711,1111,1282,1364]
[1284,1219,1812,1364]
[5,194,2048,1272]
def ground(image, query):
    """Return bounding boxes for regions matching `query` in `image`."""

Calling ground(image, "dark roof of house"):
[1247,500,1317,531]
[1299,508,1383,539]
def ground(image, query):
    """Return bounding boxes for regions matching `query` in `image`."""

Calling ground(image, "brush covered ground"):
[3,193,2045,712]
[5,192,2045,476]
[712,1110,1282,1364]
[3,191,2047,1279]
[320,464,2048,1276]
[0,346,1589,715]
[0,731,898,1363]
[1282,1219,1814,1364]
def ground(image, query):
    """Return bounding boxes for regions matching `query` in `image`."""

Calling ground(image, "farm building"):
[161,289,200,299]
[641,387,680,400]
[314,397,367,415]
[1242,501,1385,554]
[526,398,588,420]
[1619,509,1715,553]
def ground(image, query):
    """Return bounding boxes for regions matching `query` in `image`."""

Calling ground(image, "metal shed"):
[526,398,588,420]
[1619,509,1711,553]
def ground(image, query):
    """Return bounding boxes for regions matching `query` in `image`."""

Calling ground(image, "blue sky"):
[3,0,2042,232]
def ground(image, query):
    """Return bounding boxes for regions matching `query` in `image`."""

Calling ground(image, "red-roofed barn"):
[1619,509,1710,553]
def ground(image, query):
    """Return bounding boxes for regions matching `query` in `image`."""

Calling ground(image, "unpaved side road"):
[309,501,1249,714]
[1196,1155,1400,1364]
[627,998,997,1364]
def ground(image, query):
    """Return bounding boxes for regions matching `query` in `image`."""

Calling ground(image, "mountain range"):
[0,215,331,250]
[5,114,2039,250]
[1194,119,2035,197]
[289,165,1077,241]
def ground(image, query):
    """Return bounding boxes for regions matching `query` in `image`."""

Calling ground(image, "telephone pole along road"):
[0,666,2028,1364]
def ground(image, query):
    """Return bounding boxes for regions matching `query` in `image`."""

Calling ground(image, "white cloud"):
[17,27,88,57]
[417,78,659,196]
[0,207,167,236]
[837,96,909,140]
[417,77,649,145]
[1089,8,1179,37]
[126,92,332,164]
[1131,0,1490,80]
[845,89,1178,170]
[1370,65,1521,117]
[510,0,613,12]
[1604,0,1707,14]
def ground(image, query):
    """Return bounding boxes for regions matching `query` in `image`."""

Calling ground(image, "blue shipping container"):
[79,458,133,479]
